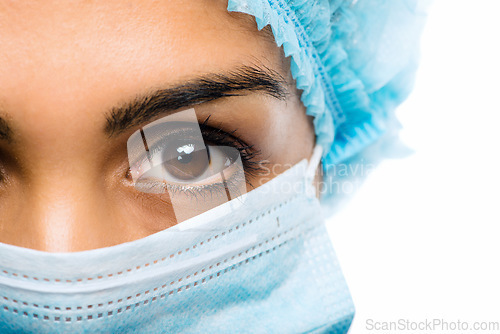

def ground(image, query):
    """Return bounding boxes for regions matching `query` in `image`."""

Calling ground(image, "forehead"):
[0,1,280,115]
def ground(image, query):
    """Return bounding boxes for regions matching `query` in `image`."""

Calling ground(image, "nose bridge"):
[21,164,118,252]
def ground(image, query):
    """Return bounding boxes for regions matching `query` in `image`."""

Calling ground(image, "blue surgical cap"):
[227,0,429,199]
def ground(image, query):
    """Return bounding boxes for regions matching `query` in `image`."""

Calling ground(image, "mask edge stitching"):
[0,195,303,284]
[1,220,323,320]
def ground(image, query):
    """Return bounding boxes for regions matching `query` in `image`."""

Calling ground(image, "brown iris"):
[162,141,210,181]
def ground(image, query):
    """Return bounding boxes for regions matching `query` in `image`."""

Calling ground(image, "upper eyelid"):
[127,111,252,172]
[142,121,200,143]
[129,123,202,167]
[144,125,201,151]
[142,121,247,156]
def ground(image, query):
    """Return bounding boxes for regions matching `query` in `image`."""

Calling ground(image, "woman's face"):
[0,0,315,252]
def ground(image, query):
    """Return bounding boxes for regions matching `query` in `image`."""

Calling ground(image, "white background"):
[326,1,500,333]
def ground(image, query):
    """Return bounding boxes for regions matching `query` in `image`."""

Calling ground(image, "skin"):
[0,0,316,252]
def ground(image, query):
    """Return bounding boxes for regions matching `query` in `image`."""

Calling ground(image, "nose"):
[4,169,135,253]
[30,182,115,252]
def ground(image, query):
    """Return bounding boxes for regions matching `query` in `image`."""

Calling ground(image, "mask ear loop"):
[305,145,323,198]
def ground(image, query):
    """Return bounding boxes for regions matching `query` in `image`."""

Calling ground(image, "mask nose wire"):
[305,145,323,198]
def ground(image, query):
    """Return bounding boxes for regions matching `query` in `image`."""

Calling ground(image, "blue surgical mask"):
[0,146,354,334]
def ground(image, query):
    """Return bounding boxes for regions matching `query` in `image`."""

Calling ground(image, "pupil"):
[177,152,193,164]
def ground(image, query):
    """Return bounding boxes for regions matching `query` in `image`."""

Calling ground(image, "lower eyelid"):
[138,166,229,193]
[137,159,246,196]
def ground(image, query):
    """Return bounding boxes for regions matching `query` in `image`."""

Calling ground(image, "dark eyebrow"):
[0,115,12,143]
[104,65,289,137]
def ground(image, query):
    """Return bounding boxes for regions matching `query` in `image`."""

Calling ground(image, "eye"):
[126,109,247,197]
[133,138,240,191]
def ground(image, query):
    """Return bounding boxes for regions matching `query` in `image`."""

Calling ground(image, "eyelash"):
[198,116,264,183]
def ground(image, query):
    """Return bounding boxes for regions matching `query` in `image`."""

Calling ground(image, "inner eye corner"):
[125,167,133,179]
